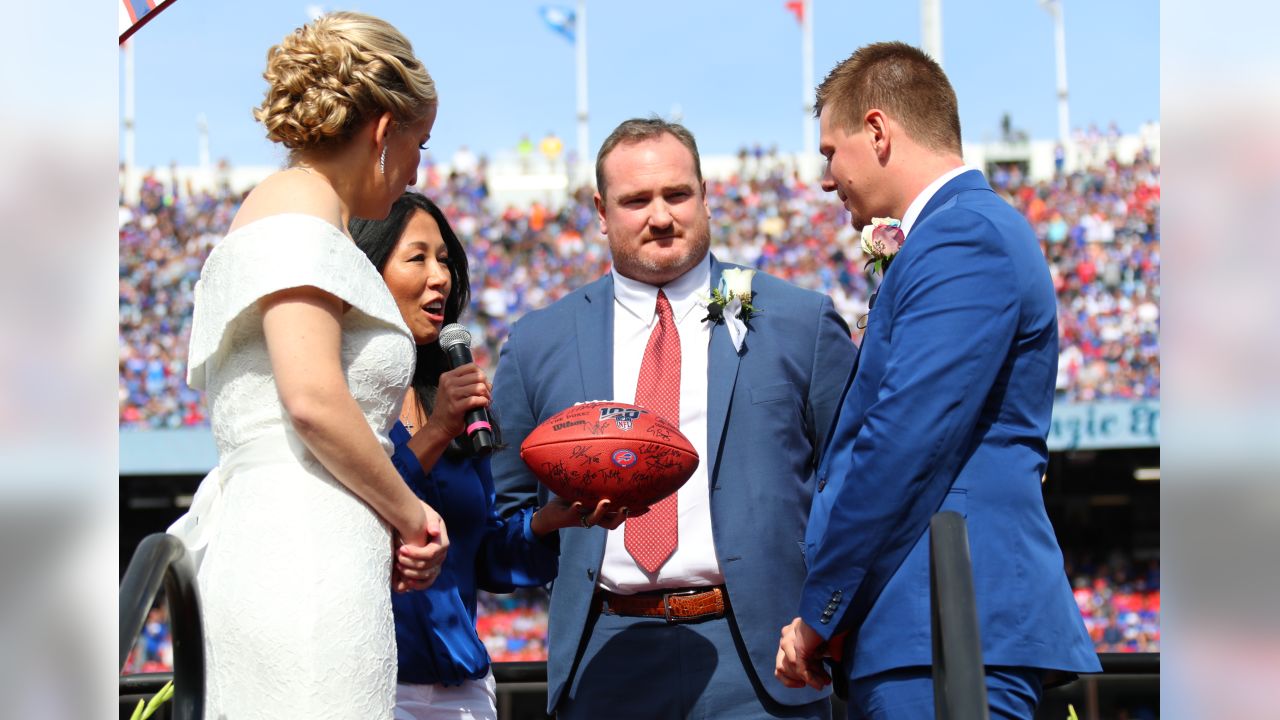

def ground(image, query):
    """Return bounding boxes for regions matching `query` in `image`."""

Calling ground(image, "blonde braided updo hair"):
[254,11,437,152]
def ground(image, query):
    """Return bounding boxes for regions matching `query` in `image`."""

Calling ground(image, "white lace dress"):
[184,214,415,719]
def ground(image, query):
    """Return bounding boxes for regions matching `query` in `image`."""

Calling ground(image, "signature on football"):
[571,445,602,467]
[644,424,673,441]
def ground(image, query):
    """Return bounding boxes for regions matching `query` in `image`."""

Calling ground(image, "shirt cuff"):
[521,509,538,544]
[522,508,560,552]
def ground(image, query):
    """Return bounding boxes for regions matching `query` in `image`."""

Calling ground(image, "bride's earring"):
[379,147,387,175]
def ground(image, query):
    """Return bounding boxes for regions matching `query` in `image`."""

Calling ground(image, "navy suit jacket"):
[492,256,856,711]
[801,170,1101,680]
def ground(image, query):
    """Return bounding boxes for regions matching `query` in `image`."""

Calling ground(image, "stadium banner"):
[1047,399,1160,451]
[120,428,219,475]
[120,399,1160,475]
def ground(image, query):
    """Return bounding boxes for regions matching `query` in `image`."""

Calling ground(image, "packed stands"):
[118,152,1159,428]
[1068,552,1161,653]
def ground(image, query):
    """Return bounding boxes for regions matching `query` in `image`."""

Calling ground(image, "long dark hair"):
[350,191,498,457]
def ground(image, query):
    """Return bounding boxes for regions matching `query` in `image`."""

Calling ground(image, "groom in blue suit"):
[492,118,855,718]
[775,43,1100,718]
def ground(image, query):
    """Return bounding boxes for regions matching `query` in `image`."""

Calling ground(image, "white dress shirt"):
[598,257,724,593]
[900,164,983,237]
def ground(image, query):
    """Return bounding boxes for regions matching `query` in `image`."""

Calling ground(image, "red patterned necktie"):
[625,290,681,573]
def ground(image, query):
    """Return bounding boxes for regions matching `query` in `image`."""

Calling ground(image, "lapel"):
[575,274,614,402]
[705,256,743,482]
[912,168,990,231]
[573,274,614,563]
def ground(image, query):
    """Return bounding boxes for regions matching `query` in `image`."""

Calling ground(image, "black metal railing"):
[929,510,990,720]
[120,653,1159,718]
[1097,652,1159,675]
[120,533,204,720]
[117,521,1157,720]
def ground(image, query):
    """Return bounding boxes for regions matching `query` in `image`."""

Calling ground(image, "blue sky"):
[120,0,1158,168]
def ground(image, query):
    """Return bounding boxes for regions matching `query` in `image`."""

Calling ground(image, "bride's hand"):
[392,501,449,593]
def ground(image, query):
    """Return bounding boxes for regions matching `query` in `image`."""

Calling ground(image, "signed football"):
[519,401,699,508]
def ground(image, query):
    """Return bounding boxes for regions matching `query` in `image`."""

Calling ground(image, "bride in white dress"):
[178,13,447,718]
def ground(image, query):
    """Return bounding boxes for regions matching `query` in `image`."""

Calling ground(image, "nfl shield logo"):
[599,406,643,432]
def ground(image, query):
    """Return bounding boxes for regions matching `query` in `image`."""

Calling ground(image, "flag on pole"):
[539,5,576,43]
[784,0,804,25]
[120,0,179,44]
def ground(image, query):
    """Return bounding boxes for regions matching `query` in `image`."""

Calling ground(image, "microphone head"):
[438,323,473,351]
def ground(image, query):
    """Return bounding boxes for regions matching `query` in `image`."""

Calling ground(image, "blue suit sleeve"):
[800,210,1020,640]
[808,296,857,459]
[474,457,560,592]
[491,326,551,521]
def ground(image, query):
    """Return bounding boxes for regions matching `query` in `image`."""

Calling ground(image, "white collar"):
[611,255,712,325]
[900,165,982,237]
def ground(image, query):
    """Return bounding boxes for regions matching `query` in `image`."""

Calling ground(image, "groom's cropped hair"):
[814,41,963,155]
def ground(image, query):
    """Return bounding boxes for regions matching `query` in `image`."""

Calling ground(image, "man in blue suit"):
[492,117,856,719]
[775,43,1100,718]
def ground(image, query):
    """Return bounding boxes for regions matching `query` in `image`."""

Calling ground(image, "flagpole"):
[198,113,211,192]
[921,0,943,67]
[123,39,138,204]
[575,0,590,188]
[1039,0,1071,162]
[801,0,815,179]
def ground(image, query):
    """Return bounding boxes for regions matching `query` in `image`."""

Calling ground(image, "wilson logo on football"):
[612,449,638,468]
[599,406,645,432]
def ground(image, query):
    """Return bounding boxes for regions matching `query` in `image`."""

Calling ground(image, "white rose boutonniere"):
[721,267,755,302]
[861,217,905,275]
[702,268,758,352]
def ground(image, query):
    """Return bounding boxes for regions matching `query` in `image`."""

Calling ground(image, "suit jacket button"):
[587,569,595,580]
[817,478,827,492]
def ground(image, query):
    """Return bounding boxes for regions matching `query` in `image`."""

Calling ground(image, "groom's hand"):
[775,617,832,690]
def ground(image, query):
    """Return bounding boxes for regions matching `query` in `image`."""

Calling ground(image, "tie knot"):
[655,290,673,322]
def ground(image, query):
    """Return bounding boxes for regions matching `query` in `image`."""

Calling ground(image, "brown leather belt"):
[595,586,727,623]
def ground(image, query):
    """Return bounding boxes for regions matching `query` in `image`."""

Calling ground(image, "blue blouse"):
[388,421,559,686]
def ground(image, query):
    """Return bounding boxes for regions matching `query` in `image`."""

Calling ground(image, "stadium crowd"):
[119,151,1159,429]
[476,589,551,663]
[122,603,174,675]
[1068,552,1161,654]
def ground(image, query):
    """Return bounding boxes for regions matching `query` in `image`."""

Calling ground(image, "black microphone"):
[438,324,496,456]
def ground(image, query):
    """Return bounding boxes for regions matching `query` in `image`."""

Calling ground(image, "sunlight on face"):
[382,208,453,345]
[597,134,711,286]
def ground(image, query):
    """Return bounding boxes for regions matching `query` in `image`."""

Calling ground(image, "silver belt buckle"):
[662,589,699,623]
